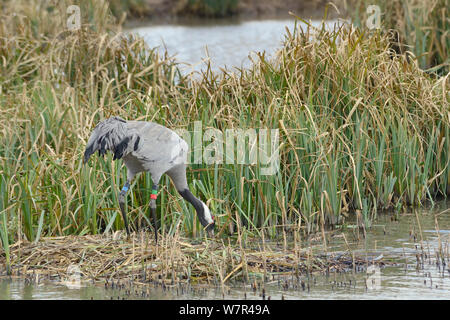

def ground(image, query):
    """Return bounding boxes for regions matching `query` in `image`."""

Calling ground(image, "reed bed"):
[350,0,449,75]
[0,0,449,276]
[0,232,387,285]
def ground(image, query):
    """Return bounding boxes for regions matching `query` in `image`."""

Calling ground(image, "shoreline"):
[120,0,349,28]
[123,14,346,30]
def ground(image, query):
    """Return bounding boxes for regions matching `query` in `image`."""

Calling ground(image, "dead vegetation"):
[0,232,388,286]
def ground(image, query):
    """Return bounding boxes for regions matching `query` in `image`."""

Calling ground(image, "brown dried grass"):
[0,232,387,286]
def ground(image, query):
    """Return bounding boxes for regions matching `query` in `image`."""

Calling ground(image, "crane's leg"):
[149,184,159,243]
[118,181,131,237]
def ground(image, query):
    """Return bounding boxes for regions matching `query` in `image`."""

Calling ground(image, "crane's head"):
[205,220,215,238]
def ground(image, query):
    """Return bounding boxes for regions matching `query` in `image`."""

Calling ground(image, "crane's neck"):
[178,189,213,227]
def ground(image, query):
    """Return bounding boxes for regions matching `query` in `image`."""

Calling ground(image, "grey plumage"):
[84,116,215,240]
[84,116,141,162]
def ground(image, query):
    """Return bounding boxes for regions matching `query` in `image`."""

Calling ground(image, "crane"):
[83,116,215,242]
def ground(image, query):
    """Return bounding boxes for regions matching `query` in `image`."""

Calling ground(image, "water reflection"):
[0,279,170,300]
[130,18,342,75]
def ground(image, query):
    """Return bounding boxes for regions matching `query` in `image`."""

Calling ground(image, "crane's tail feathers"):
[84,117,140,163]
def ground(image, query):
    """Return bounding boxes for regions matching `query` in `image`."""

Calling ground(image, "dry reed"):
[0,233,388,285]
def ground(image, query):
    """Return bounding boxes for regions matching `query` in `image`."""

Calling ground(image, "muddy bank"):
[116,0,349,25]
[237,0,347,19]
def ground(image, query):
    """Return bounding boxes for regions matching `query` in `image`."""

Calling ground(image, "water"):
[129,18,342,75]
[1,200,449,300]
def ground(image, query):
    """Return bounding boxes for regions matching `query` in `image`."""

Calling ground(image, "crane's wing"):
[83,116,140,163]
[125,120,189,173]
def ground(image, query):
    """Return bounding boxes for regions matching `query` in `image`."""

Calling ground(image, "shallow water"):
[1,200,449,300]
[129,18,342,75]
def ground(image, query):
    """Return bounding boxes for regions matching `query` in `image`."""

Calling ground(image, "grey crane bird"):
[83,116,215,241]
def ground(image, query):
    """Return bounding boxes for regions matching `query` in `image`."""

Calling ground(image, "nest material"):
[0,233,387,285]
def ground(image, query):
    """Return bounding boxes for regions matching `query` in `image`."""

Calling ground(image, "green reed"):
[350,0,449,75]
[0,0,448,249]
